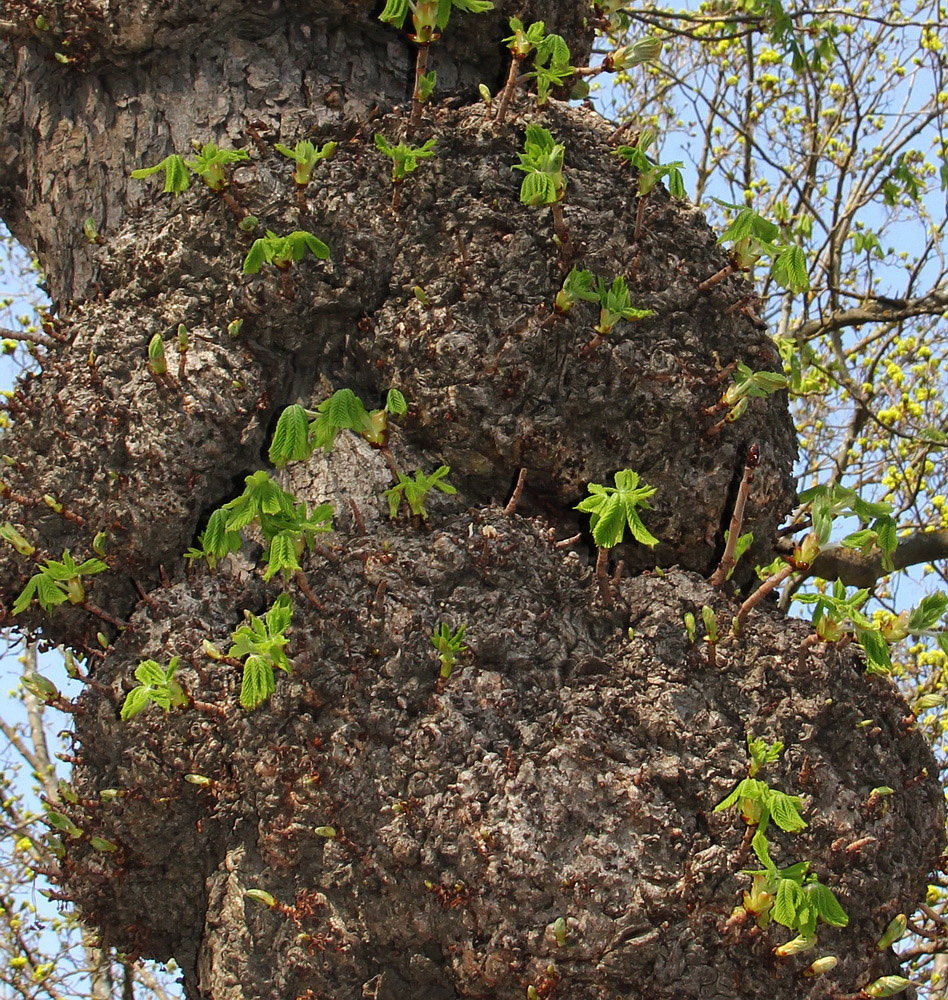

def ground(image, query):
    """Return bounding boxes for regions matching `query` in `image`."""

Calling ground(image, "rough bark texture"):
[0,2,942,999]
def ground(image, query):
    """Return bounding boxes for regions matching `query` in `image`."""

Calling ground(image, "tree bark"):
[0,2,942,999]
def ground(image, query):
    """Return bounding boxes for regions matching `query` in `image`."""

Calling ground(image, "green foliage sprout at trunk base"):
[185,471,333,581]
[227,595,293,710]
[242,230,330,275]
[715,737,849,951]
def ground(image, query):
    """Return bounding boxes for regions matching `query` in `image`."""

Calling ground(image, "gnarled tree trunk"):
[0,2,942,998]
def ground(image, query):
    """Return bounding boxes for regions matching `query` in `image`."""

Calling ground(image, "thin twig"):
[503,468,528,515]
[710,444,759,587]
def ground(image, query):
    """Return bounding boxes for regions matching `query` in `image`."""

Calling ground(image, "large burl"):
[0,2,941,999]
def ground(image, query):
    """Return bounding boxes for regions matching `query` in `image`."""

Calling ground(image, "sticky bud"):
[876,913,907,950]
[99,789,123,802]
[42,494,63,513]
[314,826,336,838]
[227,318,243,337]
[552,916,567,947]
[0,523,35,557]
[864,975,912,997]
[176,324,189,353]
[184,774,213,787]
[202,640,224,661]
[238,215,259,233]
[803,955,838,977]
[609,36,663,70]
[773,933,817,957]
[21,672,60,703]
[147,334,167,375]
[245,889,277,909]
[96,632,109,649]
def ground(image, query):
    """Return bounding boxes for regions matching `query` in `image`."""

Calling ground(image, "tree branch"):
[792,286,948,342]
[806,530,948,587]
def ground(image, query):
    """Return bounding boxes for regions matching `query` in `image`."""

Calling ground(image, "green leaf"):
[286,230,331,261]
[242,238,270,275]
[386,388,407,416]
[908,592,948,632]
[269,404,313,466]
[131,155,191,196]
[519,171,558,206]
[325,388,369,431]
[263,532,301,581]
[855,626,892,675]
[576,470,659,550]
[134,660,167,687]
[120,685,153,721]
[714,777,766,813]
[766,789,807,832]
[378,0,409,27]
[771,244,810,292]
[240,656,275,710]
[807,881,848,927]
[772,877,808,929]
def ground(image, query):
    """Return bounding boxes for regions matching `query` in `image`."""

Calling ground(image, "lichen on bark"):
[0,2,942,999]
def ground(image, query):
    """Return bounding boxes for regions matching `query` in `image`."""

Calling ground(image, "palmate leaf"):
[200,508,242,559]
[773,877,810,930]
[134,660,168,687]
[269,404,313,466]
[242,237,271,275]
[12,573,69,615]
[130,154,191,196]
[575,470,659,550]
[908,592,948,632]
[285,231,330,262]
[386,388,407,415]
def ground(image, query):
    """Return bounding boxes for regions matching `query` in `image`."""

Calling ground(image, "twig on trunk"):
[503,468,528,515]
[710,444,759,587]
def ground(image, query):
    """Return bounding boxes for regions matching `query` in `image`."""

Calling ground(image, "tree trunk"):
[0,3,942,999]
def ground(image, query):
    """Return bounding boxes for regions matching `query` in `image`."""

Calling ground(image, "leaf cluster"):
[120,657,187,721]
[575,470,659,549]
[715,738,848,943]
[431,622,467,678]
[525,32,574,105]
[186,471,333,581]
[269,388,407,466]
[227,594,293,710]
[714,200,809,292]
[242,230,330,275]
[385,466,456,519]
[379,0,494,41]
[12,550,108,615]
[615,129,686,199]
[593,275,654,334]
[513,124,566,206]
[130,142,249,195]
[273,140,337,186]
[374,135,437,183]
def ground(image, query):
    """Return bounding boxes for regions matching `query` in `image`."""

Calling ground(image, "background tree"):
[0,1,944,999]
